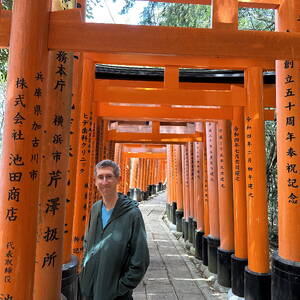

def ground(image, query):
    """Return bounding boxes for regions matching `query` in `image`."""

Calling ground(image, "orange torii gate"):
[0,0,299,300]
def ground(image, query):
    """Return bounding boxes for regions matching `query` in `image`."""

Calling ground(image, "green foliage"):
[0,0,13,81]
[0,49,9,82]
[265,120,278,247]
[86,0,135,19]
[139,2,211,28]
[1,0,13,10]
[239,8,275,31]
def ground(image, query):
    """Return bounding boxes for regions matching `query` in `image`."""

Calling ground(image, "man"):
[79,160,149,300]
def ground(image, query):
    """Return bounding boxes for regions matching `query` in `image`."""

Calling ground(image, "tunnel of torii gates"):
[1,0,300,299]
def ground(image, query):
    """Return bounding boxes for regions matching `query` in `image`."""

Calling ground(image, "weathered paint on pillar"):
[206,122,220,238]
[244,67,269,273]
[232,107,247,259]
[217,120,234,250]
[0,0,50,298]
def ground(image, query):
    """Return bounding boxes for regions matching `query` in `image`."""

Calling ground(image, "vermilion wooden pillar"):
[124,154,131,194]
[145,158,151,192]
[244,67,270,299]
[71,57,94,261]
[206,122,220,274]
[171,145,177,225]
[174,145,184,232]
[0,0,50,298]
[216,120,234,288]
[166,145,173,222]
[142,158,147,192]
[194,122,205,259]
[182,144,190,242]
[130,158,138,189]
[86,106,97,216]
[187,142,195,244]
[202,125,210,266]
[138,158,144,190]
[135,158,141,189]
[273,1,300,298]
[34,0,75,294]
[231,106,248,297]
[63,54,82,265]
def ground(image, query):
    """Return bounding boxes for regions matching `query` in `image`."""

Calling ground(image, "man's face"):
[95,166,120,197]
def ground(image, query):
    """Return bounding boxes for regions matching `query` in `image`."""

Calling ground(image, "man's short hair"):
[94,160,120,178]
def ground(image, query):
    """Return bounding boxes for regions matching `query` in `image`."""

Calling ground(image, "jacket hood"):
[110,193,138,220]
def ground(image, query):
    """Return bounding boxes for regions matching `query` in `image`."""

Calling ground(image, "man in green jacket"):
[79,160,150,300]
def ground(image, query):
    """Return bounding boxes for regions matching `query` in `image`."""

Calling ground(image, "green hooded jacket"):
[79,193,149,300]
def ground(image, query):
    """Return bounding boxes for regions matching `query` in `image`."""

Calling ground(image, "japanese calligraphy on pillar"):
[184,145,190,199]
[232,126,241,182]
[203,138,209,234]
[245,116,254,200]
[218,126,225,189]
[2,69,46,287]
[207,122,216,183]
[277,60,299,205]
[189,142,194,181]
[34,48,73,283]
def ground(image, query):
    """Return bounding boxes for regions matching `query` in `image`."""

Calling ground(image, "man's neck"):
[102,192,118,210]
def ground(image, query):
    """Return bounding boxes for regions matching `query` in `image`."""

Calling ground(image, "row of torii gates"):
[0,0,300,299]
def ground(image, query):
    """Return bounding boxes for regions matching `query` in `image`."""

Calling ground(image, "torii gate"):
[0,0,299,300]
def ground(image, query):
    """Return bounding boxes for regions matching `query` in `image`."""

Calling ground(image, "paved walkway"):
[134,192,227,300]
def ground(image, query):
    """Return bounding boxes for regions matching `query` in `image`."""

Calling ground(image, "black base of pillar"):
[148,184,156,196]
[151,184,157,195]
[195,230,204,260]
[166,203,170,221]
[192,220,197,246]
[202,235,209,266]
[61,255,78,300]
[231,255,248,297]
[182,219,189,241]
[158,182,163,191]
[143,190,149,200]
[207,236,220,274]
[272,251,300,300]
[217,248,234,288]
[188,217,194,244]
[176,210,184,232]
[172,202,177,225]
[244,266,271,300]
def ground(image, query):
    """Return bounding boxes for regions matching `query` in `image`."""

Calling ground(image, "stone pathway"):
[133,192,227,300]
